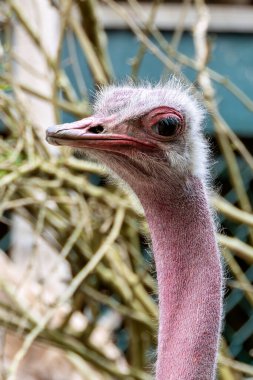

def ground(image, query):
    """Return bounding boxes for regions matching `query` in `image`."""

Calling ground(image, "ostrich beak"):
[46,115,106,147]
[46,115,157,151]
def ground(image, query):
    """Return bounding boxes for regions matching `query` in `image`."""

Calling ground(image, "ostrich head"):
[46,80,206,188]
[46,80,222,380]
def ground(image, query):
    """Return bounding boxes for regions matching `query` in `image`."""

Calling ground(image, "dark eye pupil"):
[152,117,180,136]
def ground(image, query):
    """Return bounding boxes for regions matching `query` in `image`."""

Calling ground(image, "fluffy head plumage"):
[93,79,208,182]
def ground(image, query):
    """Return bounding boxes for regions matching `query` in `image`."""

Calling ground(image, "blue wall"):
[63,31,253,137]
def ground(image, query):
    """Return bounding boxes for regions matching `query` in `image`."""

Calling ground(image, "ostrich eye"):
[151,117,180,137]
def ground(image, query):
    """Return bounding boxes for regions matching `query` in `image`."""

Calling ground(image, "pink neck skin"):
[131,176,222,380]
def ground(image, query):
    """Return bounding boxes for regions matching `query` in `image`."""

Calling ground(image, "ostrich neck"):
[132,176,222,380]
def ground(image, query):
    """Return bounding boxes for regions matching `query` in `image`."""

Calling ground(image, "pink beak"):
[46,115,157,151]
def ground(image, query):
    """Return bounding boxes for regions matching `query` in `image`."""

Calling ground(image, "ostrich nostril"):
[88,125,104,134]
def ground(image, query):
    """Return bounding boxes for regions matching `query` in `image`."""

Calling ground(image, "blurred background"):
[0,0,253,379]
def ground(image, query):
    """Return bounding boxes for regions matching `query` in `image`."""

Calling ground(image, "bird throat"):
[131,176,222,380]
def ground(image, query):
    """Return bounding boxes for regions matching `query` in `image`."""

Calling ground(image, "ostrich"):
[46,80,223,380]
